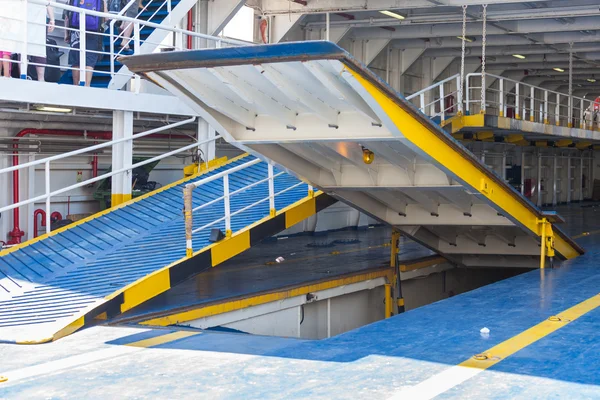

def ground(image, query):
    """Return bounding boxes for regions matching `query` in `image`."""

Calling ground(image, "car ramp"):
[0,154,336,344]
[122,41,583,271]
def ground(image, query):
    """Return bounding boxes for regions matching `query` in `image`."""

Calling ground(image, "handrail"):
[405,74,461,120]
[0,117,228,238]
[109,0,138,77]
[183,160,312,257]
[0,117,196,175]
[466,72,595,129]
[19,0,249,86]
[406,74,461,101]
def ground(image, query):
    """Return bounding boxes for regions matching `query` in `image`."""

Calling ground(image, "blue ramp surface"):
[0,155,325,343]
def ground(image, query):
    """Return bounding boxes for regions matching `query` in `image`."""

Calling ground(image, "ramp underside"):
[122,41,583,268]
[0,155,334,343]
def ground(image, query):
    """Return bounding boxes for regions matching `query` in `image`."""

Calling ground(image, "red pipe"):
[187,10,193,49]
[50,212,63,223]
[10,129,193,244]
[33,209,46,238]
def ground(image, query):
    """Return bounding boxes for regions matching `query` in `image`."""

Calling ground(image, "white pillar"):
[112,110,134,207]
[197,118,216,163]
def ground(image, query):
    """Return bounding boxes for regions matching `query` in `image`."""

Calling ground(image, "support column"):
[421,57,434,115]
[391,229,405,314]
[197,118,216,164]
[111,110,134,207]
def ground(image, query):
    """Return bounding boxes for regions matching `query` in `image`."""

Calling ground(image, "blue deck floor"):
[1,204,599,398]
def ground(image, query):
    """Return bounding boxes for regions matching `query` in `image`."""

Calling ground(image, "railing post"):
[133,22,141,93]
[308,184,314,198]
[544,91,549,124]
[499,78,504,117]
[530,86,535,122]
[184,185,193,257]
[419,93,425,113]
[515,83,520,120]
[223,174,231,237]
[268,164,275,217]
[45,161,51,235]
[167,0,172,23]
[439,84,445,121]
[21,0,29,79]
[110,21,115,78]
[465,75,470,115]
[556,94,560,126]
[580,99,584,129]
[79,11,87,86]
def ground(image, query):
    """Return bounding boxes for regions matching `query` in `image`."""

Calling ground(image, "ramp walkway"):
[122,41,584,270]
[0,154,335,344]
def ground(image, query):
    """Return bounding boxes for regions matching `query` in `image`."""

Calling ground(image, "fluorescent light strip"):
[380,10,405,20]
[553,67,565,73]
[512,54,526,59]
[456,36,474,43]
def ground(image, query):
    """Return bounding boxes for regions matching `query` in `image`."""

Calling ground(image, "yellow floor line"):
[388,292,600,400]
[0,330,200,385]
[125,331,200,348]
[572,229,600,240]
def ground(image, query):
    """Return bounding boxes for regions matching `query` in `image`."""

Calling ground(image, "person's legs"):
[120,22,134,49]
[85,66,94,87]
[36,66,45,82]
[31,56,47,82]
[72,67,80,85]
[0,52,11,78]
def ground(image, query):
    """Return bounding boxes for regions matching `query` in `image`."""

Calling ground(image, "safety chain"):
[458,4,467,115]
[480,4,487,114]
[568,42,573,124]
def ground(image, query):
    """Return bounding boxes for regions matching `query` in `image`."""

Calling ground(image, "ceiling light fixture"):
[34,105,73,113]
[553,67,565,73]
[512,54,526,59]
[457,35,475,42]
[588,77,597,83]
[379,10,405,20]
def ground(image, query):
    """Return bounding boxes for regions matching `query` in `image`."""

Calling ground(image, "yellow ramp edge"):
[347,67,582,260]
[44,191,332,342]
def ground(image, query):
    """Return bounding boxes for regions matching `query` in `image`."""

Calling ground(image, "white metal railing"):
[466,73,597,130]
[2,0,248,87]
[0,117,224,238]
[406,74,461,121]
[183,159,313,257]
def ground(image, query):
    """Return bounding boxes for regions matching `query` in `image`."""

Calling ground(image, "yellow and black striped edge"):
[0,155,240,257]
[131,256,446,327]
[34,191,337,344]
[345,67,583,260]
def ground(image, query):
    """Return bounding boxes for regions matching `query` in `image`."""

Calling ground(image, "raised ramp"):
[0,154,335,344]
[122,41,583,269]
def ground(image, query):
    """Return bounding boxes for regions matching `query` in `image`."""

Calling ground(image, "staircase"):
[0,154,335,343]
[58,0,188,88]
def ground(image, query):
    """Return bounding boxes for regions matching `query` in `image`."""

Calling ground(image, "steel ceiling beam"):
[249,0,553,16]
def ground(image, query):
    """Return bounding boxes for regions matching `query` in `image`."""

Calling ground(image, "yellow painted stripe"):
[554,233,581,259]
[125,331,200,348]
[573,229,600,240]
[0,154,245,257]
[120,268,171,313]
[399,256,446,272]
[141,269,394,327]
[285,196,316,228]
[463,294,600,369]
[391,292,600,399]
[346,68,581,259]
[211,230,251,267]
